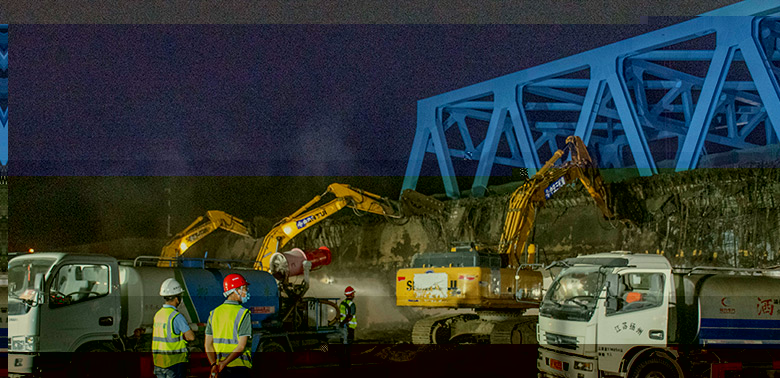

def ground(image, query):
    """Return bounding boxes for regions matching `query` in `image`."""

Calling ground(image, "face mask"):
[241,292,250,303]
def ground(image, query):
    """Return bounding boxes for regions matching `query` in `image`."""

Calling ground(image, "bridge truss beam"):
[402,17,780,199]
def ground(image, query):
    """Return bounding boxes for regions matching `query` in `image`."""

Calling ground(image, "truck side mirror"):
[34,273,45,290]
[606,296,618,312]
[32,273,45,306]
[604,281,618,313]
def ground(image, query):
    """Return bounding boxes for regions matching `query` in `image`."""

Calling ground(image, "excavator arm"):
[499,135,617,267]
[253,183,401,271]
[158,210,252,267]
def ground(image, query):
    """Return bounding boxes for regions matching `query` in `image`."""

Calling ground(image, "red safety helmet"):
[344,286,355,296]
[223,273,250,293]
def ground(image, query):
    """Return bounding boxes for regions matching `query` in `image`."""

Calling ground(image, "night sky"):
[10,20,690,250]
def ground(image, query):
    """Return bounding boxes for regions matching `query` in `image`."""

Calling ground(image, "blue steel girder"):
[0,25,6,167]
[676,17,780,170]
[522,82,759,149]
[402,16,780,199]
[471,91,510,197]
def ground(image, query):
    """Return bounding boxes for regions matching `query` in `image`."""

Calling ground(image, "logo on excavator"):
[406,280,458,291]
[186,228,209,243]
[544,177,566,199]
[296,210,326,230]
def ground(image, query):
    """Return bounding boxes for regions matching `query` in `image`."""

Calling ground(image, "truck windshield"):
[540,266,604,322]
[8,257,56,315]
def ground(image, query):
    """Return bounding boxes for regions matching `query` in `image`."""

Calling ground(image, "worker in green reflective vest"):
[205,273,253,378]
[152,278,196,378]
[339,286,357,368]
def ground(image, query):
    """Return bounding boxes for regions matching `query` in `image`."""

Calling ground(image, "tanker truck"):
[8,251,342,377]
[537,251,780,378]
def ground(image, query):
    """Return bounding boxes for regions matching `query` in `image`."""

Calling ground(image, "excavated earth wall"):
[283,168,780,270]
[279,168,780,340]
[64,168,779,341]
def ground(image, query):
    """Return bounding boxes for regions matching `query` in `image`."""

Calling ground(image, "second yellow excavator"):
[395,135,625,344]
[252,183,402,273]
[158,210,253,267]
[159,183,403,277]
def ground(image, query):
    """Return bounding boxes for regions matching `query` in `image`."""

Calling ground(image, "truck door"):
[39,260,120,352]
[595,269,670,373]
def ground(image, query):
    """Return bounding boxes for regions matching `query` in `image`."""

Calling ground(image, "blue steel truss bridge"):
[402,15,780,199]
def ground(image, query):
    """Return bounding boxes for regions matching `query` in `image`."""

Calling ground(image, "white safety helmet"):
[160,278,184,297]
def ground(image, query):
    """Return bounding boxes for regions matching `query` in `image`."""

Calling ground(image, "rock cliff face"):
[63,168,779,341]
[250,168,778,340]
[283,168,780,272]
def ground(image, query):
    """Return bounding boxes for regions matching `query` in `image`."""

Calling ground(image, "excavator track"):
[411,314,454,344]
[489,315,538,345]
[412,314,478,344]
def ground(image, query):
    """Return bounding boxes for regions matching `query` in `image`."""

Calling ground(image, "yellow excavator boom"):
[158,210,252,267]
[252,183,400,271]
[159,183,415,274]
[499,135,616,267]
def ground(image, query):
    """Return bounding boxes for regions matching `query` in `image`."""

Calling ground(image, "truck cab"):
[8,253,121,376]
[537,252,674,378]
[538,252,780,378]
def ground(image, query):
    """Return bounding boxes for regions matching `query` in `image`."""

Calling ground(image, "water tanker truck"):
[537,251,780,378]
[8,251,341,377]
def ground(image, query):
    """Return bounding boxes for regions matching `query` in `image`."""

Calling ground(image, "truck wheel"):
[256,340,288,372]
[70,345,119,378]
[629,357,678,378]
[259,340,287,352]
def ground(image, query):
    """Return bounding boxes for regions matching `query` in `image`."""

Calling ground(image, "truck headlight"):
[573,360,593,371]
[11,336,38,352]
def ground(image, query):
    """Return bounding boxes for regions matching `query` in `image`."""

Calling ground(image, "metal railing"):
[130,255,259,270]
[675,265,780,276]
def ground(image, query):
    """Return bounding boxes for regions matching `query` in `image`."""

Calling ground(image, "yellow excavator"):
[159,183,403,276]
[157,210,253,267]
[252,183,402,272]
[395,135,622,344]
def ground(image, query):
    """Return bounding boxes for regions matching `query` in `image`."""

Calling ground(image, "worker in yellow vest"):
[205,273,253,378]
[339,286,357,341]
[339,286,357,368]
[152,278,196,378]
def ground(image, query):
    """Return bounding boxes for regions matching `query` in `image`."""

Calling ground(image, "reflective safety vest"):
[152,307,188,368]
[339,299,357,329]
[209,303,252,368]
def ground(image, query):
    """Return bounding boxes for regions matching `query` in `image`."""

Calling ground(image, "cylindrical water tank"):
[697,274,780,345]
[177,268,279,329]
[119,265,279,337]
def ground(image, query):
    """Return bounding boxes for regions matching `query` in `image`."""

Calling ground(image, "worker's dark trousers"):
[340,327,355,368]
[153,363,187,378]
[219,366,251,378]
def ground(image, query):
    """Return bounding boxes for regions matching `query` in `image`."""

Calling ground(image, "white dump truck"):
[8,252,342,378]
[537,252,780,378]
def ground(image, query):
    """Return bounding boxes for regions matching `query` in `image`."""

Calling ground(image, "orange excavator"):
[395,135,624,344]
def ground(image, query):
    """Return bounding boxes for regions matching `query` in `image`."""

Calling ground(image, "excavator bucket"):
[400,189,446,216]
